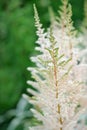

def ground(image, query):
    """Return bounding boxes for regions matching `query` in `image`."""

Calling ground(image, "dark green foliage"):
[0,0,35,114]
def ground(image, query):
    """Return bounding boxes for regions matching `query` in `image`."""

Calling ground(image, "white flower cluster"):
[72,0,87,129]
[24,0,87,130]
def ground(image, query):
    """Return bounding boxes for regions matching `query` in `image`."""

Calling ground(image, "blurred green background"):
[0,0,85,129]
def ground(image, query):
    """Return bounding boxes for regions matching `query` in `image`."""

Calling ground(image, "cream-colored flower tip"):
[25,1,87,130]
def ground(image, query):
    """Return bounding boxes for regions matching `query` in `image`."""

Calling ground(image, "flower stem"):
[52,47,63,130]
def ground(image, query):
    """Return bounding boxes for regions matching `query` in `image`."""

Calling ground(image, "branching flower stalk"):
[57,0,75,35]
[49,29,63,130]
[23,1,87,130]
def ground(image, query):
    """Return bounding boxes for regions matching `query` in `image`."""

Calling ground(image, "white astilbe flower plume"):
[74,0,87,129]
[24,1,87,130]
[52,0,78,58]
